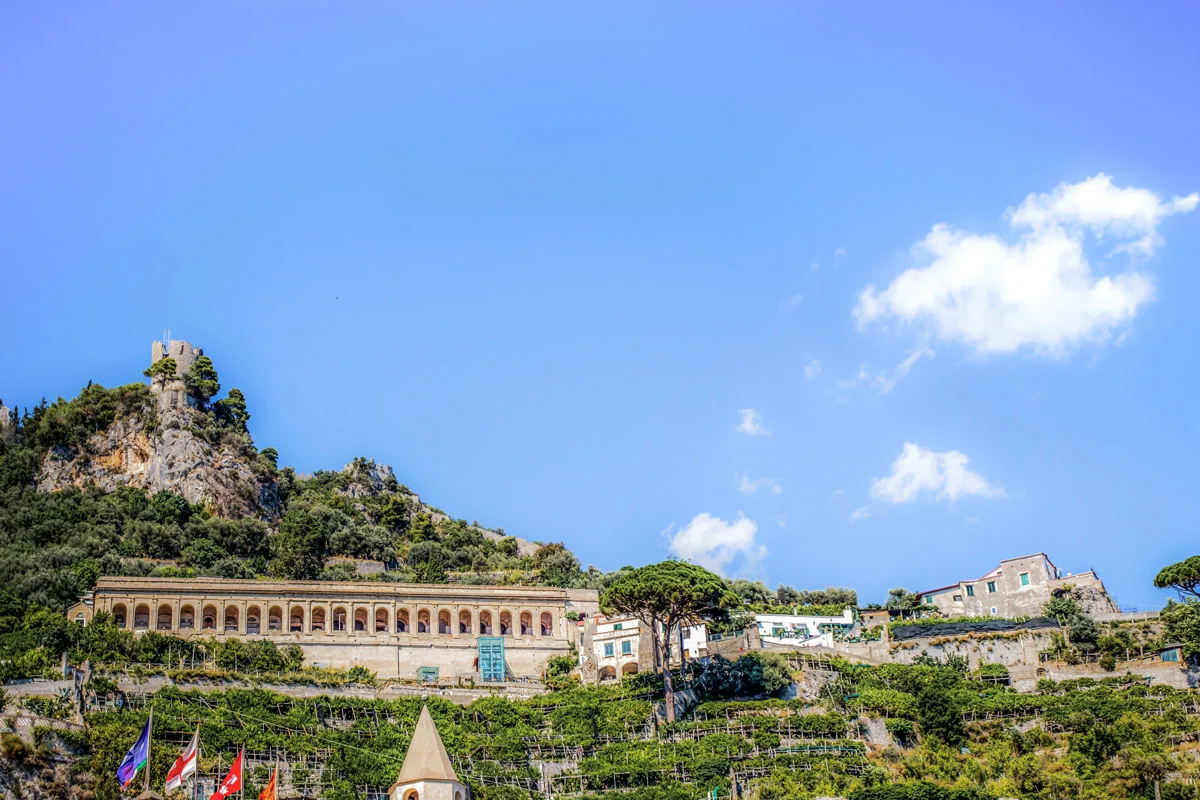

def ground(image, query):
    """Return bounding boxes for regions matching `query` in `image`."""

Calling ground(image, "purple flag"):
[117,716,151,788]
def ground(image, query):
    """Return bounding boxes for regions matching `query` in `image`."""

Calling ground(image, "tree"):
[886,588,920,611]
[916,672,964,746]
[270,510,327,580]
[214,388,250,433]
[183,356,220,408]
[1161,600,1200,656]
[533,543,581,588]
[1155,556,1200,600]
[260,447,279,467]
[143,357,178,386]
[602,561,738,722]
[379,495,412,535]
[728,579,773,607]
[776,585,801,605]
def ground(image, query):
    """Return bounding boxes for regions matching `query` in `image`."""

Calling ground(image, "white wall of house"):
[755,609,855,648]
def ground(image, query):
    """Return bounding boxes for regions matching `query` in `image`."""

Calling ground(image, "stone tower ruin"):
[149,339,204,411]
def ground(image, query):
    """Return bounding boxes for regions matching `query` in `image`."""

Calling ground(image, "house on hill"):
[917,553,1117,619]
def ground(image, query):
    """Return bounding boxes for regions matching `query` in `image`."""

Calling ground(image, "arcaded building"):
[73,577,599,681]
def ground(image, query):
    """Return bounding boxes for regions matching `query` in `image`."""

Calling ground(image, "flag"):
[165,726,199,792]
[117,715,152,788]
[209,751,243,800]
[258,765,277,800]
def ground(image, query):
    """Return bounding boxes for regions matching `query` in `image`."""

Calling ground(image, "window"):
[966,585,974,597]
[604,643,614,657]
[621,641,632,655]
[1019,572,1030,586]
[924,596,934,605]
[952,595,962,602]
[990,607,997,615]
[987,581,997,593]
[613,623,623,630]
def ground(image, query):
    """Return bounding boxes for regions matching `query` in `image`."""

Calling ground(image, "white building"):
[586,615,645,681]
[756,609,856,648]
[680,624,708,660]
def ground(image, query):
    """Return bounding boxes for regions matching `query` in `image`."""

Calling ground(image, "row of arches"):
[597,662,640,681]
[109,602,557,637]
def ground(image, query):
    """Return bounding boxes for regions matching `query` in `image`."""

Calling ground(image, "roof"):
[394,706,460,785]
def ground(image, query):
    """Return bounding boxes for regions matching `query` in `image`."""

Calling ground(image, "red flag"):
[209,751,243,800]
[165,726,199,792]
[258,766,277,800]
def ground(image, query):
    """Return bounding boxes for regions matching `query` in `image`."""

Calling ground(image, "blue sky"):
[2,3,1198,609]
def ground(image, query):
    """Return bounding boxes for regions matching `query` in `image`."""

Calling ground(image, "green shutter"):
[478,636,506,682]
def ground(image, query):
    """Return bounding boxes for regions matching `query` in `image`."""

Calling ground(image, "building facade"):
[916,553,1117,618]
[75,577,595,681]
[755,609,856,648]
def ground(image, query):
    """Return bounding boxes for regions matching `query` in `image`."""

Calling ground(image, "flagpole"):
[144,705,154,795]
[194,724,201,800]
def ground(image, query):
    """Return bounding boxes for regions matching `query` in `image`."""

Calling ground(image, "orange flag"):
[258,765,277,800]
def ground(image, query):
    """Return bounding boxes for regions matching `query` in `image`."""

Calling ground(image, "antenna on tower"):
[162,329,172,350]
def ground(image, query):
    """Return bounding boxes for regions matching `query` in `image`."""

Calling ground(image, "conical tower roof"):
[395,706,459,784]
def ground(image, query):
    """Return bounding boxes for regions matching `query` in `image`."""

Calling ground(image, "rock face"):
[38,401,280,521]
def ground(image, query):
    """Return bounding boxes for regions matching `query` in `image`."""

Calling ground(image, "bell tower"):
[389,707,467,800]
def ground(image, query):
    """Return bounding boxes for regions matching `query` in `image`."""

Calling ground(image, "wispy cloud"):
[837,345,934,395]
[735,472,783,495]
[850,507,871,522]
[870,442,1005,504]
[736,408,770,437]
[804,359,823,380]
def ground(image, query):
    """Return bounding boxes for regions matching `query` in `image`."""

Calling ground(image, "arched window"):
[333,607,348,632]
[375,608,389,633]
[202,605,218,631]
[438,610,451,635]
[621,662,640,675]
[459,609,472,634]
[224,606,240,632]
[133,605,150,631]
[74,614,86,625]
[156,604,172,630]
[179,605,195,630]
[417,609,430,634]
[354,608,369,632]
[396,609,409,633]
[312,607,327,632]
[540,612,553,637]
[291,607,305,633]
[499,611,512,636]
[598,666,617,682]
[479,611,493,635]
[520,611,533,636]
[269,606,284,632]
[247,606,262,634]
[403,790,418,800]
[112,604,127,629]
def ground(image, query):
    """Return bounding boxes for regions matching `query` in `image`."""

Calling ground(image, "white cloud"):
[735,472,783,495]
[666,512,765,575]
[870,442,1005,504]
[785,292,804,308]
[736,408,770,436]
[831,489,845,499]
[804,359,823,380]
[849,506,871,522]
[835,247,848,259]
[837,345,934,394]
[854,174,1196,357]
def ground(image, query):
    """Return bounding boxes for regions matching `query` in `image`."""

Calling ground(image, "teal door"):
[478,636,506,682]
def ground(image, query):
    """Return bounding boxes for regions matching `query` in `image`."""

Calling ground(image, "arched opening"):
[540,612,553,637]
[224,607,240,632]
[202,605,217,631]
[354,608,368,632]
[133,604,150,631]
[621,662,640,675]
[454,791,462,800]
[156,604,172,630]
[290,607,305,633]
[112,604,127,629]
[417,609,430,634]
[179,605,195,630]
[312,607,327,632]
[375,608,389,633]
[333,607,348,632]
[74,614,86,625]
[438,610,451,635]
[499,611,512,636]
[520,611,533,636]
[459,609,472,634]
[246,606,262,634]
[479,611,493,635]
[396,609,409,633]
[598,666,617,682]
[268,606,284,632]
[403,790,418,800]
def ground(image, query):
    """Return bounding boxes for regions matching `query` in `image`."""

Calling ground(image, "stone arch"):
[417,608,431,634]
[438,610,452,635]
[247,606,262,634]
[180,605,195,630]
[479,610,493,635]
[224,606,239,632]
[598,665,617,681]
[520,611,533,636]
[333,607,348,632]
[112,603,128,628]
[454,791,463,800]
[500,611,512,635]
[540,611,553,636]
[459,609,472,634]
[312,607,327,631]
[396,608,409,633]
[133,604,150,630]
[621,662,639,675]
[268,605,284,632]
[375,608,389,633]
[156,603,172,630]
[354,608,369,632]
[202,604,218,631]
[403,790,418,800]
[290,607,305,633]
